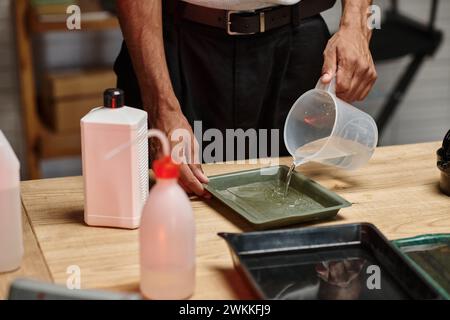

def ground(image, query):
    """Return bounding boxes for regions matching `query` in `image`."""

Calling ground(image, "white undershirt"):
[182,0,302,10]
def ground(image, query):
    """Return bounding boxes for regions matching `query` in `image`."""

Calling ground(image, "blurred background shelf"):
[29,13,118,33]
[29,0,118,33]
[39,128,81,158]
[14,0,118,179]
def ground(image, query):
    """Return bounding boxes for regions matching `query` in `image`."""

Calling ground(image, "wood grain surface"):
[1,141,449,299]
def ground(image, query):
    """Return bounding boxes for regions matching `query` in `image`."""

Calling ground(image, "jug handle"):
[315,76,336,94]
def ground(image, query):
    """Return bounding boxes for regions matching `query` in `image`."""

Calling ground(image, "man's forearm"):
[340,0,373,40]
[116,0,180,122]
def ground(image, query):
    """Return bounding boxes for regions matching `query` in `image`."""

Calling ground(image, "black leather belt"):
[164,0,337,35]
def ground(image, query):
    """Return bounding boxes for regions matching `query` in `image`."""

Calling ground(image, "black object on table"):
[437,129,450,196]
[443,129,450,160]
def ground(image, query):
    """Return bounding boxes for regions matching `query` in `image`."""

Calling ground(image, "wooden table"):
[1,142,449,299]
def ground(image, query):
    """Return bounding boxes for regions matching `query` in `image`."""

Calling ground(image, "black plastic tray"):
[219,223,444,300]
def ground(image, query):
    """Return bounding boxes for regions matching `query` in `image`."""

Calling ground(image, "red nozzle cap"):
[152,156,179,179]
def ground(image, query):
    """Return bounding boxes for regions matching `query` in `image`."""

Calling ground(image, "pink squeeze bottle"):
[139,152,195,299]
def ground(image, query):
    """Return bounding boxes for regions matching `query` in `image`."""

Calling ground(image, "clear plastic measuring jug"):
[283,78,378,169]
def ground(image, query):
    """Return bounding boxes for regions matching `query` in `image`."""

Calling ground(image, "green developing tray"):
[393,234,450,300]
[204,165,351,229]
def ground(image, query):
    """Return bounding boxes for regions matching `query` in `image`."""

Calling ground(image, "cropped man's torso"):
[181,0,302,10]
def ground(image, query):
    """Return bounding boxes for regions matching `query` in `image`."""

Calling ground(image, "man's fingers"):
[191,137,202,165]
[363,68,378,100]
[321,45,337,83]
[189,164,211,199]
[353,66,377,101]
[178,179,192,194]
[336,64,356,101]
[346,75,366,102]
[352,77,371,101]
[180,164,206,197]
[165,126,210,197]
[321,72,333,84]
[189,164,209,184]
[359,82,374,101]
[346,59,368,101]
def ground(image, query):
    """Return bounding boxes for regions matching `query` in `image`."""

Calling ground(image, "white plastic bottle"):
[0,130,23,272]
[81,89,149,229]
[139,131,195,300]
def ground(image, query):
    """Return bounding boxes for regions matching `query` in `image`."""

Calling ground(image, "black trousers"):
[114,10,330,158]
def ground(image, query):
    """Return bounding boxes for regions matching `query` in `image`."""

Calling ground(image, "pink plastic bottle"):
[0,130,23,272]
[139,154,195,300]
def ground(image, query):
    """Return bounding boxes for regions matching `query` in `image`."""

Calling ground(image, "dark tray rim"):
[219,223,445,300]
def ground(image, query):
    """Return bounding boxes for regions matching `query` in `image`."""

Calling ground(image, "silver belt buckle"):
[227,10,265,35]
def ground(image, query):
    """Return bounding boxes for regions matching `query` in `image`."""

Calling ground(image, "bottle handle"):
[315,76,336,95]
[105,129,170,160]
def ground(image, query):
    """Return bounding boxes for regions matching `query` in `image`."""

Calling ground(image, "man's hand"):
[151,100,210,198]
[117,1,209,198]
[321,0,377,102]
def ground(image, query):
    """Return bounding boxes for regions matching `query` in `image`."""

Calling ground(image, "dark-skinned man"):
[114,0,377,197]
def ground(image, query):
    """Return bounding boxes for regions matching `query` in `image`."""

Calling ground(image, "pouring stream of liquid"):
[283,163,295,197]
[284,160,304,197]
